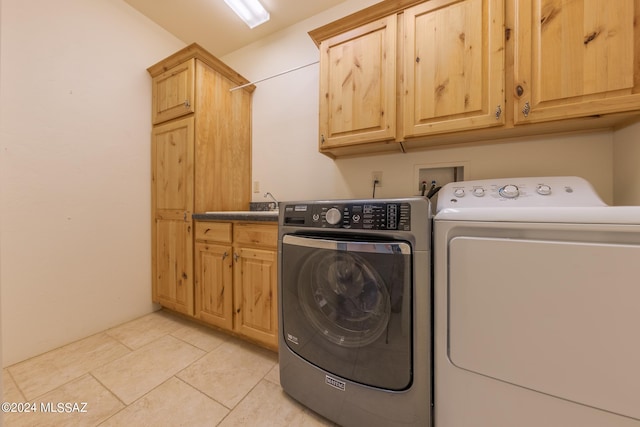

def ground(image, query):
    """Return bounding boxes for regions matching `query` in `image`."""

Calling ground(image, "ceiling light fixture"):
[223,0,270,29]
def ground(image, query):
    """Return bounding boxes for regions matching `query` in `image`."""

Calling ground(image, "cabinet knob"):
[184,100,190,108]
[222,252,228,261]
[522,101,531,118]
[495,105,502,120]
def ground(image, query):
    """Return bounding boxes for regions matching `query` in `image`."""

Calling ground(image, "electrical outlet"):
[372,171,383,187]
[253,181,260,193]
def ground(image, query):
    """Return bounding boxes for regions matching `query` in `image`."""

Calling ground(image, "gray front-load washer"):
[278,197,431,427]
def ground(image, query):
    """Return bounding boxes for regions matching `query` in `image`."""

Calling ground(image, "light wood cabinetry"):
[148,44,253,317]
[318,15,397,150]
[194,222,233,329]
[402,0,505,137]
[310,0,640,157]
[513,0,640,124]
[195,221,278,350]
[313,0,505,157]
[151,118,195,315]
[151,59,195,125]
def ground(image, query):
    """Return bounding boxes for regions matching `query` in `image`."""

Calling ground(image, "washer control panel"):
[437,176,606,211]
[282,201,412,230]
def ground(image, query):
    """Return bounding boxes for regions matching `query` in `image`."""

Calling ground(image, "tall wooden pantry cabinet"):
[147,43,254,316]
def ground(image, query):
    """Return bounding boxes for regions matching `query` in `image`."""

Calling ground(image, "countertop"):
[192,211,279,222]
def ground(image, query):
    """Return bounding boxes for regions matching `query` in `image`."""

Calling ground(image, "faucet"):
[264,192,278,211]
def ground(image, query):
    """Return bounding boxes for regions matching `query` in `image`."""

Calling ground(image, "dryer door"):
[281,234,413,390]
[448,236,640,420]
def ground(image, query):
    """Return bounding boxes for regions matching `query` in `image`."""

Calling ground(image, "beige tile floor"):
[3,310,336,426]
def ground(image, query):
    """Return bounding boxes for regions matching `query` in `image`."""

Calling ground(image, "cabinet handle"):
[184,100,190,108]
[522,102,531,118]
[183,212,187,222]
[495,105,502,120]
[320,134,325,145]
[233,252,239,262]
[222,252,228,261]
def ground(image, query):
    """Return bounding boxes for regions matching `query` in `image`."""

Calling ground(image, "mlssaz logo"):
[325,375,346,391]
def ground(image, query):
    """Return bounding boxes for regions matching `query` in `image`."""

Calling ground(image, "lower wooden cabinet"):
[195,241,233,330]
[194,221,278,350]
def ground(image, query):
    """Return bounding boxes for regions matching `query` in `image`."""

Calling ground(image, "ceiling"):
[124,0,349,57]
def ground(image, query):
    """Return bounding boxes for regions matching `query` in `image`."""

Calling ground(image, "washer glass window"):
[281,235,413,390]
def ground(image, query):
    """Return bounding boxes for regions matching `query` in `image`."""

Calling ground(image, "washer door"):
[281,234,413,390]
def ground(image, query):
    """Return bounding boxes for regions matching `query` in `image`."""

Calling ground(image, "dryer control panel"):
[436,176,606,212]
[282,201,412,230]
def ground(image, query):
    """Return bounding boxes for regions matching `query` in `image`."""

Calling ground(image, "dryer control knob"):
[537,184,552,195]
[325,208,342,225]
[499,184,520,198]
[473,187,485,197]
[454,188,466,198]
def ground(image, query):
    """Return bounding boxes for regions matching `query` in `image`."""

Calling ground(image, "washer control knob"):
[454,188,466,198]
[537,184,552,195]
[499,184,520,198]
[472,187,485,197]
[325,208,342,225]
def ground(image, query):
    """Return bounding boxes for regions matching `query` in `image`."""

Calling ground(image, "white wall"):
[223,0,616,206]
[613,121,640,205]
[0,0,185,366]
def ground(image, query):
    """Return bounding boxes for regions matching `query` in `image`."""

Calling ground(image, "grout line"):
[2,368,27,401]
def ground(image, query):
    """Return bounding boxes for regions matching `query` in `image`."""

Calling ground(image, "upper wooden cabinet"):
[148,44,254,316]
[310,0,640,157]
[513,0,640,124]
[403,0,505,137]
[151,59,195,124]
[312,0,505,156]
[318,15,397,150]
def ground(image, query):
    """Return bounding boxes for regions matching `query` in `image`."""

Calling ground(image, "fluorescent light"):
[224,0,270,29]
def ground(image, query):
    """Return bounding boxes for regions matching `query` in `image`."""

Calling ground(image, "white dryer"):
[434,176,640,427]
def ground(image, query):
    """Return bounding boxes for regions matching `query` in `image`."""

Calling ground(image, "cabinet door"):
[195,242,233,329]
[151,59,195,124]
[514,0,640,124]
[403,0,505,139]
[318,15,397,149]
[233,247,278,349]
[154,218,193,315]
[152,117,195,315]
